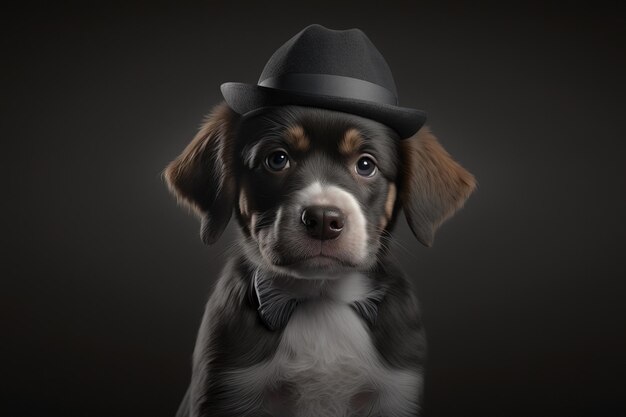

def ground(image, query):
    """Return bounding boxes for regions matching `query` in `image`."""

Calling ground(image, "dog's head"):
[164,102,476,278]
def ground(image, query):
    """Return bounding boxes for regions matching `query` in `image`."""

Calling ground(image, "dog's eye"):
[265,150,290,171]
[355,155,377,177]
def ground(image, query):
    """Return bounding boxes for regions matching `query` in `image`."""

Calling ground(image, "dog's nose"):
[301,205,345,240]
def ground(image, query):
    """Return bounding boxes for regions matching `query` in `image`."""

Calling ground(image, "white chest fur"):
[276,299,378,417]
[222,273,421,417]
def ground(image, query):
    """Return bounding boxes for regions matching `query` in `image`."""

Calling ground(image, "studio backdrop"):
[2,2,625,417]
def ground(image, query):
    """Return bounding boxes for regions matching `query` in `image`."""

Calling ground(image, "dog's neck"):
[250,266,387,331]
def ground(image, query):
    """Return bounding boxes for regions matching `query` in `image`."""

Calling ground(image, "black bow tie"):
[251,268,387,331]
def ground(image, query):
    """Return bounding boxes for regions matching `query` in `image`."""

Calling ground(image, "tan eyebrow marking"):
[385,183,397,220]
[339,128,364,155]
[239,188,250,218]
[284,125,310,152]
[379,215,388,230]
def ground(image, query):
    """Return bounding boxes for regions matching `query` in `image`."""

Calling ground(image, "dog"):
[164,101,476,417]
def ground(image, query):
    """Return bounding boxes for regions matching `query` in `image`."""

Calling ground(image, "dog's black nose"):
[301,205,345,240]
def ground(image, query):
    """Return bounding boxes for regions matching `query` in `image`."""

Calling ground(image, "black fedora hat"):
[220,24,427,139]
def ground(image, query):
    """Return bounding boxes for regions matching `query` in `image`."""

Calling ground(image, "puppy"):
[164,102,476,417]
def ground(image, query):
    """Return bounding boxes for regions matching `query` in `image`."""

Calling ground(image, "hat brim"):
[220,82,427,139]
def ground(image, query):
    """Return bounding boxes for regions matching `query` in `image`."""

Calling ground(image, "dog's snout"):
[301,205,345,240]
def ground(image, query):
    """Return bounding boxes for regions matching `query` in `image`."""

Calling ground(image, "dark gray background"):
[2,1,625,416]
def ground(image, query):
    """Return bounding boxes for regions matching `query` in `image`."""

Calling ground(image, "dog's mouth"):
[284,254,355,268]
[271,252,359,276]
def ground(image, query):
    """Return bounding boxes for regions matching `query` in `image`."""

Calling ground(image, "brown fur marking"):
[400,125,477,247]
[163,101,236,216]
[284,125,309,152]
[339,128,363,155]
[239,188,249,218]
[163,101,238,244]
[385,183,397,220]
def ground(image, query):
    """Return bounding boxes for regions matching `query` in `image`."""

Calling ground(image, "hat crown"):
[258,24,398,99]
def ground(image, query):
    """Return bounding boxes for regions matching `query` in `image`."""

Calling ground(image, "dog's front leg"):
[178,261,282,417]
[370,269,428,417]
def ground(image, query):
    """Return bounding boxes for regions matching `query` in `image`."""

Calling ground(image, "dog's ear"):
[164,101,238,245]
[399,126,477,247]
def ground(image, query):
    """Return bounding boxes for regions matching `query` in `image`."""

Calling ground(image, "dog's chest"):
[258,274,384,416]
[269,300,377,416]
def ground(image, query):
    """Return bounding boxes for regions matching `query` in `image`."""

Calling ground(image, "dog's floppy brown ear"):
[400,126,477,247]
[164,101,238,244]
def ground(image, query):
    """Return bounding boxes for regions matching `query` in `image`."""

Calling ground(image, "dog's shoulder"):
[370,261,428,369]
[195,256,282,368]
[204,256,257,313]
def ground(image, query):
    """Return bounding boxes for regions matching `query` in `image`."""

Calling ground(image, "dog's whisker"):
[376,228,414,259]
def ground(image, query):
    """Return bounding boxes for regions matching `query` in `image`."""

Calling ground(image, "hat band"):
[258,73,398,106]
